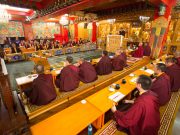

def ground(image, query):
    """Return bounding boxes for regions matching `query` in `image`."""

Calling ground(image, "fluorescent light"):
[0,4,30,12]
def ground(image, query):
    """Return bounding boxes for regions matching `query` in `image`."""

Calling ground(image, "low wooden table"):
[30,101,103,135]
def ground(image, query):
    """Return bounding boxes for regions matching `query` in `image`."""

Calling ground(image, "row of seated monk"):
[111,53,180,135]
[25,53,180,135]
[130,42,151,57]
[4,38,93,54]
[23,50,127,106]
[23,50,180,107]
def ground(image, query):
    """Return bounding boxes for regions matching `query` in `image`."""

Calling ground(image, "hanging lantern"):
[59,14,69,25]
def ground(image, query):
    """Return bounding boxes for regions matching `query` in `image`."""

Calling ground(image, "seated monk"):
[143,42,151,56]
[111,75,160,135]
[11,43,21,53]
[151,63,171,106]
[112,49,125,71]
[35,43,43,51]
[45,42,52,50]
[24,65,57,106]
[55,56,80,92]
[120,48,127,66]
[132,42,144,58]
[78,57,97,83]
[54,41,60,49]
[165,57,180,92]
[175,51,180,66]
[24,42,30,49]
[96,50,112,75]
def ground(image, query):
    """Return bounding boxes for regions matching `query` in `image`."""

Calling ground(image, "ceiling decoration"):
[0,0,170,22]
[96,1,154,20]
[38,0,81,17]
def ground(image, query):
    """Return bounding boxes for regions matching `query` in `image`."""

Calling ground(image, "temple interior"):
[0,0,180,135]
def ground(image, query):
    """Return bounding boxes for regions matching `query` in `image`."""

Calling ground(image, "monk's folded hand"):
[123,100,134,104]
[152,78,156,82]
[111,103,117,113]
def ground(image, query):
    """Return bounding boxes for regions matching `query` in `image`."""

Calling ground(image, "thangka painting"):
[149,17,168,59]
[106,35,121,53]
[32,22,60,38]
[0,21,24,37]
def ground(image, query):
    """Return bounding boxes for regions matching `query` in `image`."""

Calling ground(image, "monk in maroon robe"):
[120,47,127,66]
[78,58,97,83]
[11,43,21,53]
[24,65,57,106]
[112,50,125,71]
[55,56,80,92]
[151,63,171,106]
[96,50,112,75]
[111,75,160,135]
[177,57,180,66]
[165,57,180,92]
[143,43,151,56]
[132,42,144,58]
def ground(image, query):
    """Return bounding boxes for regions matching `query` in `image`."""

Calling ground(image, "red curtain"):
[74,23,78,42]
[63,28,69,42]
[92,22,97,42]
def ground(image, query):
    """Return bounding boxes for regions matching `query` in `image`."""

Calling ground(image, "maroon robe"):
[120,52,127,66]
[96,56,112,75]
[112,55,125,71]
[25,44,30,49]
[143,45,151,56]
[166,64,180,92]
[55,65,80,92]
[114,91,160,135]
[30,74,57,106]
[36,45,43,51]
[79,61,97,83]
[176,57,180,66]
[132,46,144,58]
[150,73,171,106]
[11,47,21,53]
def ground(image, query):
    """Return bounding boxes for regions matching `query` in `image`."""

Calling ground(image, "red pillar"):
[74,23,78,42]
[92,22,97,42]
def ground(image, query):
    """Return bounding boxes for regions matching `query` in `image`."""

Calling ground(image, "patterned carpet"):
[95,90,180,135]
[6,50,102,91]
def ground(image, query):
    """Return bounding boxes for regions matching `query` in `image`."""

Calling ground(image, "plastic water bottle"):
[88,124,93,135]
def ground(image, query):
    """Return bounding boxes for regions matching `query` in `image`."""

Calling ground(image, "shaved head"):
[66,56,73,64]
[165,57,176,64]
[34,64,44,74]
[78,57,84,64]
[119,47,125,53]
[79,57,84,62]
[175,51,180,57]
[115,49,121,56]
